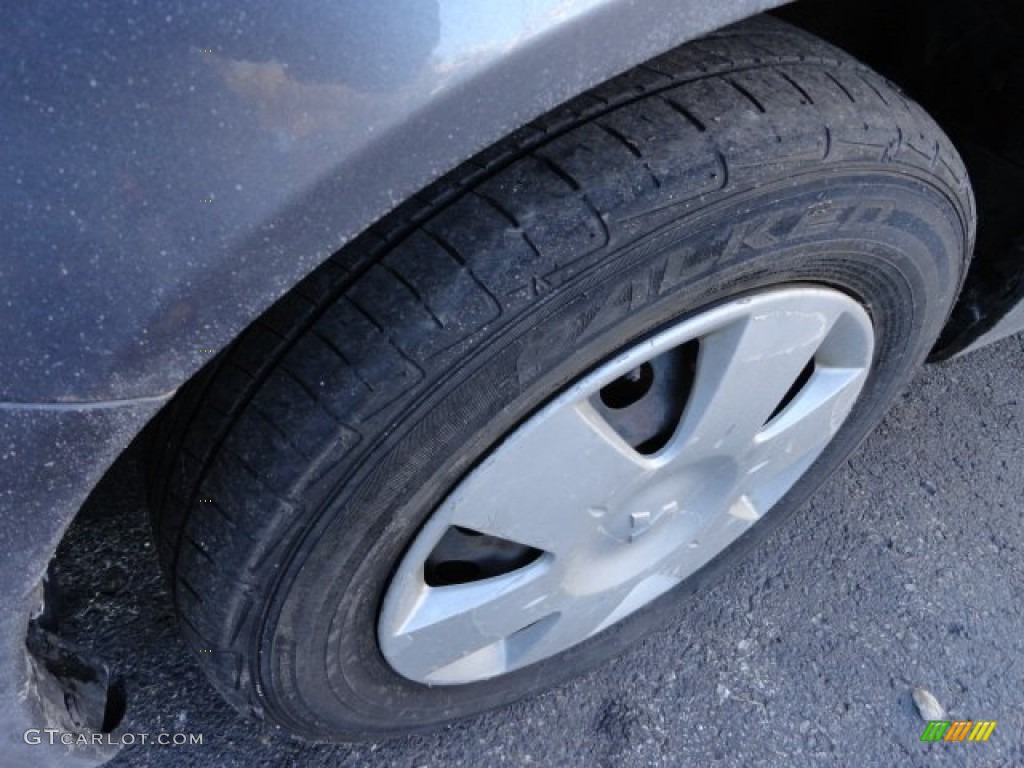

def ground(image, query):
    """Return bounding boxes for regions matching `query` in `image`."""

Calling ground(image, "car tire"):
[149,16,974,740]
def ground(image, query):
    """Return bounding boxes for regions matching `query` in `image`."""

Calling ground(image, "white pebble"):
[912,688,945,721]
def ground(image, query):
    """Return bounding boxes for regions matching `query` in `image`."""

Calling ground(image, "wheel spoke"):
[445,400,651,555]
[383,559,564,683]
[508,585,634,664]
[743,365,867,510]
[670,302,845,461]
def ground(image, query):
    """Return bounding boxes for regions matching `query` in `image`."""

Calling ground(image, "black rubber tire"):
[149,16,974,741]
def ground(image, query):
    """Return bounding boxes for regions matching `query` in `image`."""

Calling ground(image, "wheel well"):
[776,0,1024,356]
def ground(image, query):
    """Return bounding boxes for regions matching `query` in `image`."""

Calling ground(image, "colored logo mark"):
[921,720,996,742]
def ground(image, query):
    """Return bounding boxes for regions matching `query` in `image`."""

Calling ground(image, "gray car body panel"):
[3,1,792,765]
[4,0,782,404]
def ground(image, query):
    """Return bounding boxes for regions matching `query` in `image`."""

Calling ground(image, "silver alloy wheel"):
[379,286,874,685]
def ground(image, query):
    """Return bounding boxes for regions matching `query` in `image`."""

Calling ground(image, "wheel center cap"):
[628,499,679,541]
[600,457,737,545]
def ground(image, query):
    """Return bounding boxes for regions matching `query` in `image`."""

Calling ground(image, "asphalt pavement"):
[54,335,1024,767]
